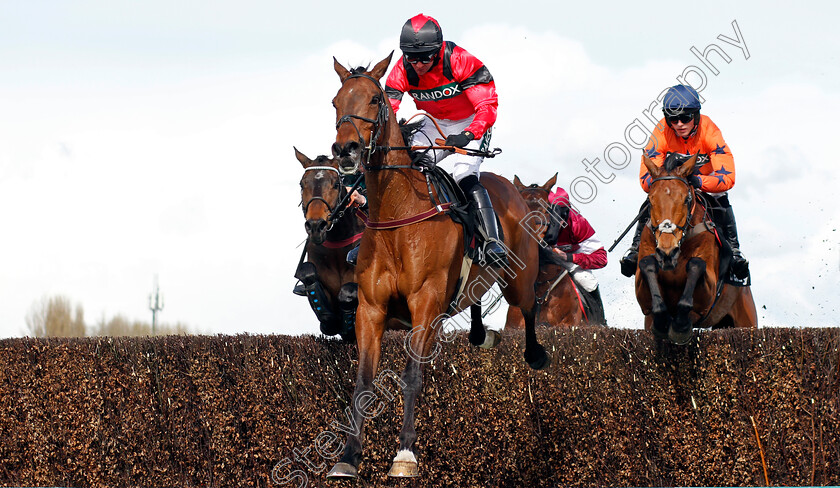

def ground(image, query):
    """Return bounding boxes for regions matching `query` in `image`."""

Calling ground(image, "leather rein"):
[334,73,453,229]
[646,175,712,249]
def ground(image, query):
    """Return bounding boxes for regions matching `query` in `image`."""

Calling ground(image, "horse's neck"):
[364,128,430,221]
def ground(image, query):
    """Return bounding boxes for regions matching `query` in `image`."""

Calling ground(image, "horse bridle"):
[646,175,697,249]
[300,165,344,231]
[335,73,391,175]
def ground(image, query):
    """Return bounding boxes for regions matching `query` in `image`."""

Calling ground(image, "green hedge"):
[0,327,837,487]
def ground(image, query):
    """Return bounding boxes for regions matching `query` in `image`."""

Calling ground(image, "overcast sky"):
[1,1,838,338]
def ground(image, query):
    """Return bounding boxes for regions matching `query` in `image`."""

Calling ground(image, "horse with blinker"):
[635,153,757,344]
[326,53,549,479]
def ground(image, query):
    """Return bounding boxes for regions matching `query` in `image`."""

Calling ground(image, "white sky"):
[1,1,838,337]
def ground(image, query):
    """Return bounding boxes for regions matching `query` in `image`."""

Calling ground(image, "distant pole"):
[149,275,164,335]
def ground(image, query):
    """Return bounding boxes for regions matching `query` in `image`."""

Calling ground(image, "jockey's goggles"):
[405,52,436,64]
[665,113,695,124]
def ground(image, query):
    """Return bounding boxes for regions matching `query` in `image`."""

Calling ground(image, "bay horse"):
[294,148,365,341]
[327,53,549,479]
[508,174,588,328]
[635,153,757,344]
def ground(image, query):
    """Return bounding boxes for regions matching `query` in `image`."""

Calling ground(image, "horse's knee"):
[337,282,359,341]
[639,255,658,275]
[295,261,318,285]
[685,257,706,275]
[338,282,358,311]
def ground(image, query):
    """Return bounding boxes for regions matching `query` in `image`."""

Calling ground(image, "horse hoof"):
[326,462,358,478]
[668,326,694,345]
[526,348,551,370]
[651,324,668,341]
[387,460,419,477]
[479,330,501,349]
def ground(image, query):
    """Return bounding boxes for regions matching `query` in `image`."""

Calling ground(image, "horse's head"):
[331,53,394,174]
[514,173,557,214]
[643,153,698,270]
[295,147,344,245]
[514,173,558,240]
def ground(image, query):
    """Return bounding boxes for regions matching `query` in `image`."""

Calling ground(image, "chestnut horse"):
[508,174,587,328]
[327,54,548,479]
[635,153,757,344]
[294,148,364,341]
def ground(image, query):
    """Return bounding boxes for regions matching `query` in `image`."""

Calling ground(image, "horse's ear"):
[334,57,351,82]
[370,51,394,80]
[542,172,558,191]
[294,146,311,167]
[513,175,525,189]
[643,155,662,179]
[676,152,698,178]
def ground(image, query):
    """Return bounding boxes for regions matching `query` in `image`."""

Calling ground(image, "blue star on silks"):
[641,172,652,186]
[713,144,727,155]
[645,146,660,158]
[711,167,732,184]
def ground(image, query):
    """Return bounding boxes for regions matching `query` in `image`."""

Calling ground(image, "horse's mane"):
[350,66,369,75]
[397,118,424,163]
[663,151,704,172]
[663,152,683,172]
[314,154,333,165]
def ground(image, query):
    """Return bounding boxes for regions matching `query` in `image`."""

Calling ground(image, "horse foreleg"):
[639,255,669,339]
[389,355,424,478]
[668,257,706,345]
[388,297,444,478]
[327,304,385,479]
[337,282,358,342]
[469,304,501,349]
[522,299,549,370]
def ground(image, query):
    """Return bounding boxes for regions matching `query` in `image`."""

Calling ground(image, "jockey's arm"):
[696,124,736,193]
[462,83,498,139]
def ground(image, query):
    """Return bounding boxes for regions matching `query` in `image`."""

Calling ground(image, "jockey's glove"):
[444,130,474,148]
[689,175,702,189]
[552,248,571,262]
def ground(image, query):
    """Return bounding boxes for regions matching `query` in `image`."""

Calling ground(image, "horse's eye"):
[371,95,381,105]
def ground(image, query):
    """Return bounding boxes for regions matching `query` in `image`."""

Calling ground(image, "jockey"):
[543,187,607,324]
[383,13,506,268]
[619,84,749,279]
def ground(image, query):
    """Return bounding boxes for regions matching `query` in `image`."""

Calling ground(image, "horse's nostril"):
[305,219,327,234]
[331,143,342,157]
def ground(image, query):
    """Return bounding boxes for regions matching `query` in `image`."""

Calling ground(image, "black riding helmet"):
[400,13,443,60]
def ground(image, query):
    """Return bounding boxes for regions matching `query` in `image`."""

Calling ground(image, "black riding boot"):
[619,202,649,277]
[718,204,749,278]
[470,184,508,268]
[587,286,607,326]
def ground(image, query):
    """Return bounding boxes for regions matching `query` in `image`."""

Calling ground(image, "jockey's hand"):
[444,130,474,148]
[552,248,571,262]
[347,188,367,207]
[689,175,702,189]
